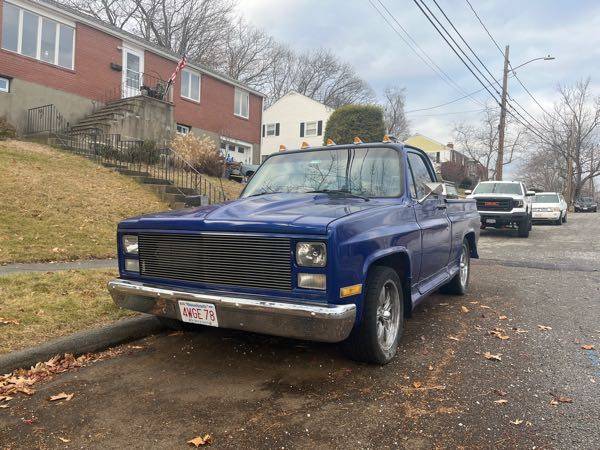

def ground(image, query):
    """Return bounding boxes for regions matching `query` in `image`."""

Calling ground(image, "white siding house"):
[260,91,334,161]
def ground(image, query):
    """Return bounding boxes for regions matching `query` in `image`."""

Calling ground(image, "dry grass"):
[202,173,245,200]
[0,269,132,354]
[0,140,170,264]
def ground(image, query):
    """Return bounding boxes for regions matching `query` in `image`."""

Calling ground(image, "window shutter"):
[262,124,265,137]
[275,123,280,136]
[300,122,305,137]
[317,120,323,136]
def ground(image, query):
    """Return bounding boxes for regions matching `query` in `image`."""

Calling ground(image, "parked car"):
[574,196,598,212]
[108,142,480,364]
[532,192,568,225]
[466,181,535,237]
[228,163,260,183]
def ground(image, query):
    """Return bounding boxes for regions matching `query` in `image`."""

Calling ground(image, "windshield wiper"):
[247,191,284,197]
[306,189,370,201]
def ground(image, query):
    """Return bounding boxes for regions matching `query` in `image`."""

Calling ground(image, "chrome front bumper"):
[108,279,356,343]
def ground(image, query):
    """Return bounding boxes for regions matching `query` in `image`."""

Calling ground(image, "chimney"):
[446,142,454,149]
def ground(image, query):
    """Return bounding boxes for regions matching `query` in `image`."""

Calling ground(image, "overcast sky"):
[237,0,600,145]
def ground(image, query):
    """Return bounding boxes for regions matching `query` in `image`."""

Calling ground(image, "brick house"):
[0,0,264,163]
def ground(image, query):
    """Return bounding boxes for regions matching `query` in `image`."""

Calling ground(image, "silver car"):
[532,192,568,225]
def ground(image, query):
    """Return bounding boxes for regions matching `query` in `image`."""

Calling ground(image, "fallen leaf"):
[483,352,502,361]
[428,365,434,371]
[480,305,492,309]
[57,437,71,443]
[552,395,573,404]
[49,392,74,402]
[0,317,19,325]
[16,387,35,396]
[0,395,13,402]
[513,328,528,334]
[494,399,508,404]
[510,419,524,425]
[581,344,595,350]
[469,301,479,305]
[537,325,552,331]
[188,434,213,447]
[413,381,422,389]
[499,315,508,320]
[0,404,8,409]
[493,389,507,397]
[461,306,470,313]
[448,336,460,341]
[490,330,510,340]
[549,399,559,406]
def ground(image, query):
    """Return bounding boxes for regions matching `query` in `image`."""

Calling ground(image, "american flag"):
[168,55,188,84]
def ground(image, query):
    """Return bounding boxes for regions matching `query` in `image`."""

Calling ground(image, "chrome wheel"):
[376,280,401,351]
[459,245,470,288]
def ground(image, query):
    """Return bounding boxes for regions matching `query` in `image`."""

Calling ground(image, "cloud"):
[237,0,600,144]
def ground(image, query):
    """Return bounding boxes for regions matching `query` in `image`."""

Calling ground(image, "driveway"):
[1,214,599,449]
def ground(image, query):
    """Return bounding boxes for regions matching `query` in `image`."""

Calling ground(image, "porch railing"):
[26,104,70,135]
[97,71,174,107]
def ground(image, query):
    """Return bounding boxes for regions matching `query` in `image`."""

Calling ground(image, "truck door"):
[406,151,452,285]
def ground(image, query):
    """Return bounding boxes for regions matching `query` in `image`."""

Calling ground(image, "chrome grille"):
[138,233,292,291]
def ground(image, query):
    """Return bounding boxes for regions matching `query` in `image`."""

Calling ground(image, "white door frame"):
[122,43,145,98]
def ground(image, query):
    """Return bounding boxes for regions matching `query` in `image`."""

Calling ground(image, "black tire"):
[440,240,470,295]
[555,215,562,225]
[342,266,404,365]
[157,316,200,331]
[528,214,533,230]
[518,217,530,237]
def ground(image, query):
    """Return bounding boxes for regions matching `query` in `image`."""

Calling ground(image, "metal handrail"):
[26,104,70,135]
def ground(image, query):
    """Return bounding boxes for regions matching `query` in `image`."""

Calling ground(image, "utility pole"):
[495,45,510,181]
[566,116,574,210]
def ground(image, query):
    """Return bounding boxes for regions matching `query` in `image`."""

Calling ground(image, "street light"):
[495,50,555,181]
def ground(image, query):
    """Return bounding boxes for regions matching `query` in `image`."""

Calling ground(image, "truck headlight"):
[296,242,326,267]
[122,235,138,254]
[125,258,139,272]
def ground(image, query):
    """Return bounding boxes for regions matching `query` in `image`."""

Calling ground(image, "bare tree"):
[382,85,410,139]
[62,0,139,28]
[454,103,524,180]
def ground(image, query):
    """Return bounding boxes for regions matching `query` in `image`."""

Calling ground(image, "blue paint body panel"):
[116,143,480,330]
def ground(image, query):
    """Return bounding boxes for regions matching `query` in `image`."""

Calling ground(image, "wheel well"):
[371,252,413,318]
[464,232,478,258]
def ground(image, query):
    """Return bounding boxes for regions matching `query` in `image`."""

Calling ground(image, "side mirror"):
[419,182,444,203]
[464,190,472,195]
[526,191,536,196]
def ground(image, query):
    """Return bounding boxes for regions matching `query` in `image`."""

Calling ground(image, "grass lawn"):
[0,269,132,354]
[0,140,170,264]
[202,173,245,200]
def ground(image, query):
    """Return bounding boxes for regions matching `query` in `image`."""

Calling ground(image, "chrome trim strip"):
[108,279,356,343]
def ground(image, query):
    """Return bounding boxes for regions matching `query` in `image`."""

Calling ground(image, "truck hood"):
[119,192,387,234]
[468,193,523,199]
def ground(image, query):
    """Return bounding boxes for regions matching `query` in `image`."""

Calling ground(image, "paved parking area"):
[1,214,599,449]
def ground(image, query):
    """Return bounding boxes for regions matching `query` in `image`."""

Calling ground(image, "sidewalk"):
[0,259,117,276]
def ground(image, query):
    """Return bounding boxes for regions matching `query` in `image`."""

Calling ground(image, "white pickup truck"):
[466,181,535,238]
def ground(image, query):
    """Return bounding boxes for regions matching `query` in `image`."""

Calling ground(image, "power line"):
[464,0,552,117]
[406,107,496,117]
[367,0,485,107]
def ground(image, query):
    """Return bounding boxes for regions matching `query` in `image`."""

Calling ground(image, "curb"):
[0,315,164,374]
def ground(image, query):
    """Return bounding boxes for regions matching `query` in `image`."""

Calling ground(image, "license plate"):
[486,219,496,224]
[178,300,218,327]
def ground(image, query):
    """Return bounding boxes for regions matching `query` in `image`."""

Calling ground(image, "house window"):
[0,77,9,93]
[180,69,201,102]
[176,123,190,134]
[1,2,75,69]
[266,123,278,136]
[234,88,249,118]
[305,121,318,137]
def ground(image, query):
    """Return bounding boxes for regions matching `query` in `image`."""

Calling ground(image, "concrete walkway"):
[0,258,117,276]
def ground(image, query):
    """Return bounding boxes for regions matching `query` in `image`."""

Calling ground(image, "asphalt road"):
[2,214,599,449]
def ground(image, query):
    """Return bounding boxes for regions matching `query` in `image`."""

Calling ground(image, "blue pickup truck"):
[108,142,480,364]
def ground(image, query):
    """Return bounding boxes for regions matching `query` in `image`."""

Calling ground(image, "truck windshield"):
[473,182,522,195]
[242,147,402,198]
[534,194,559,203]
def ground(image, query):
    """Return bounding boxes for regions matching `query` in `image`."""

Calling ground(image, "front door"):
[407,151,452,286]
[122,46,144,98]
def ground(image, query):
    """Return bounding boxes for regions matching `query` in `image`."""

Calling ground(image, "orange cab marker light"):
[383,135,391,143]
[300,141,310,149]
[353,136,363,144]
[340,284,363,298]
[279,144,286,152]
[326,138,336,146]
